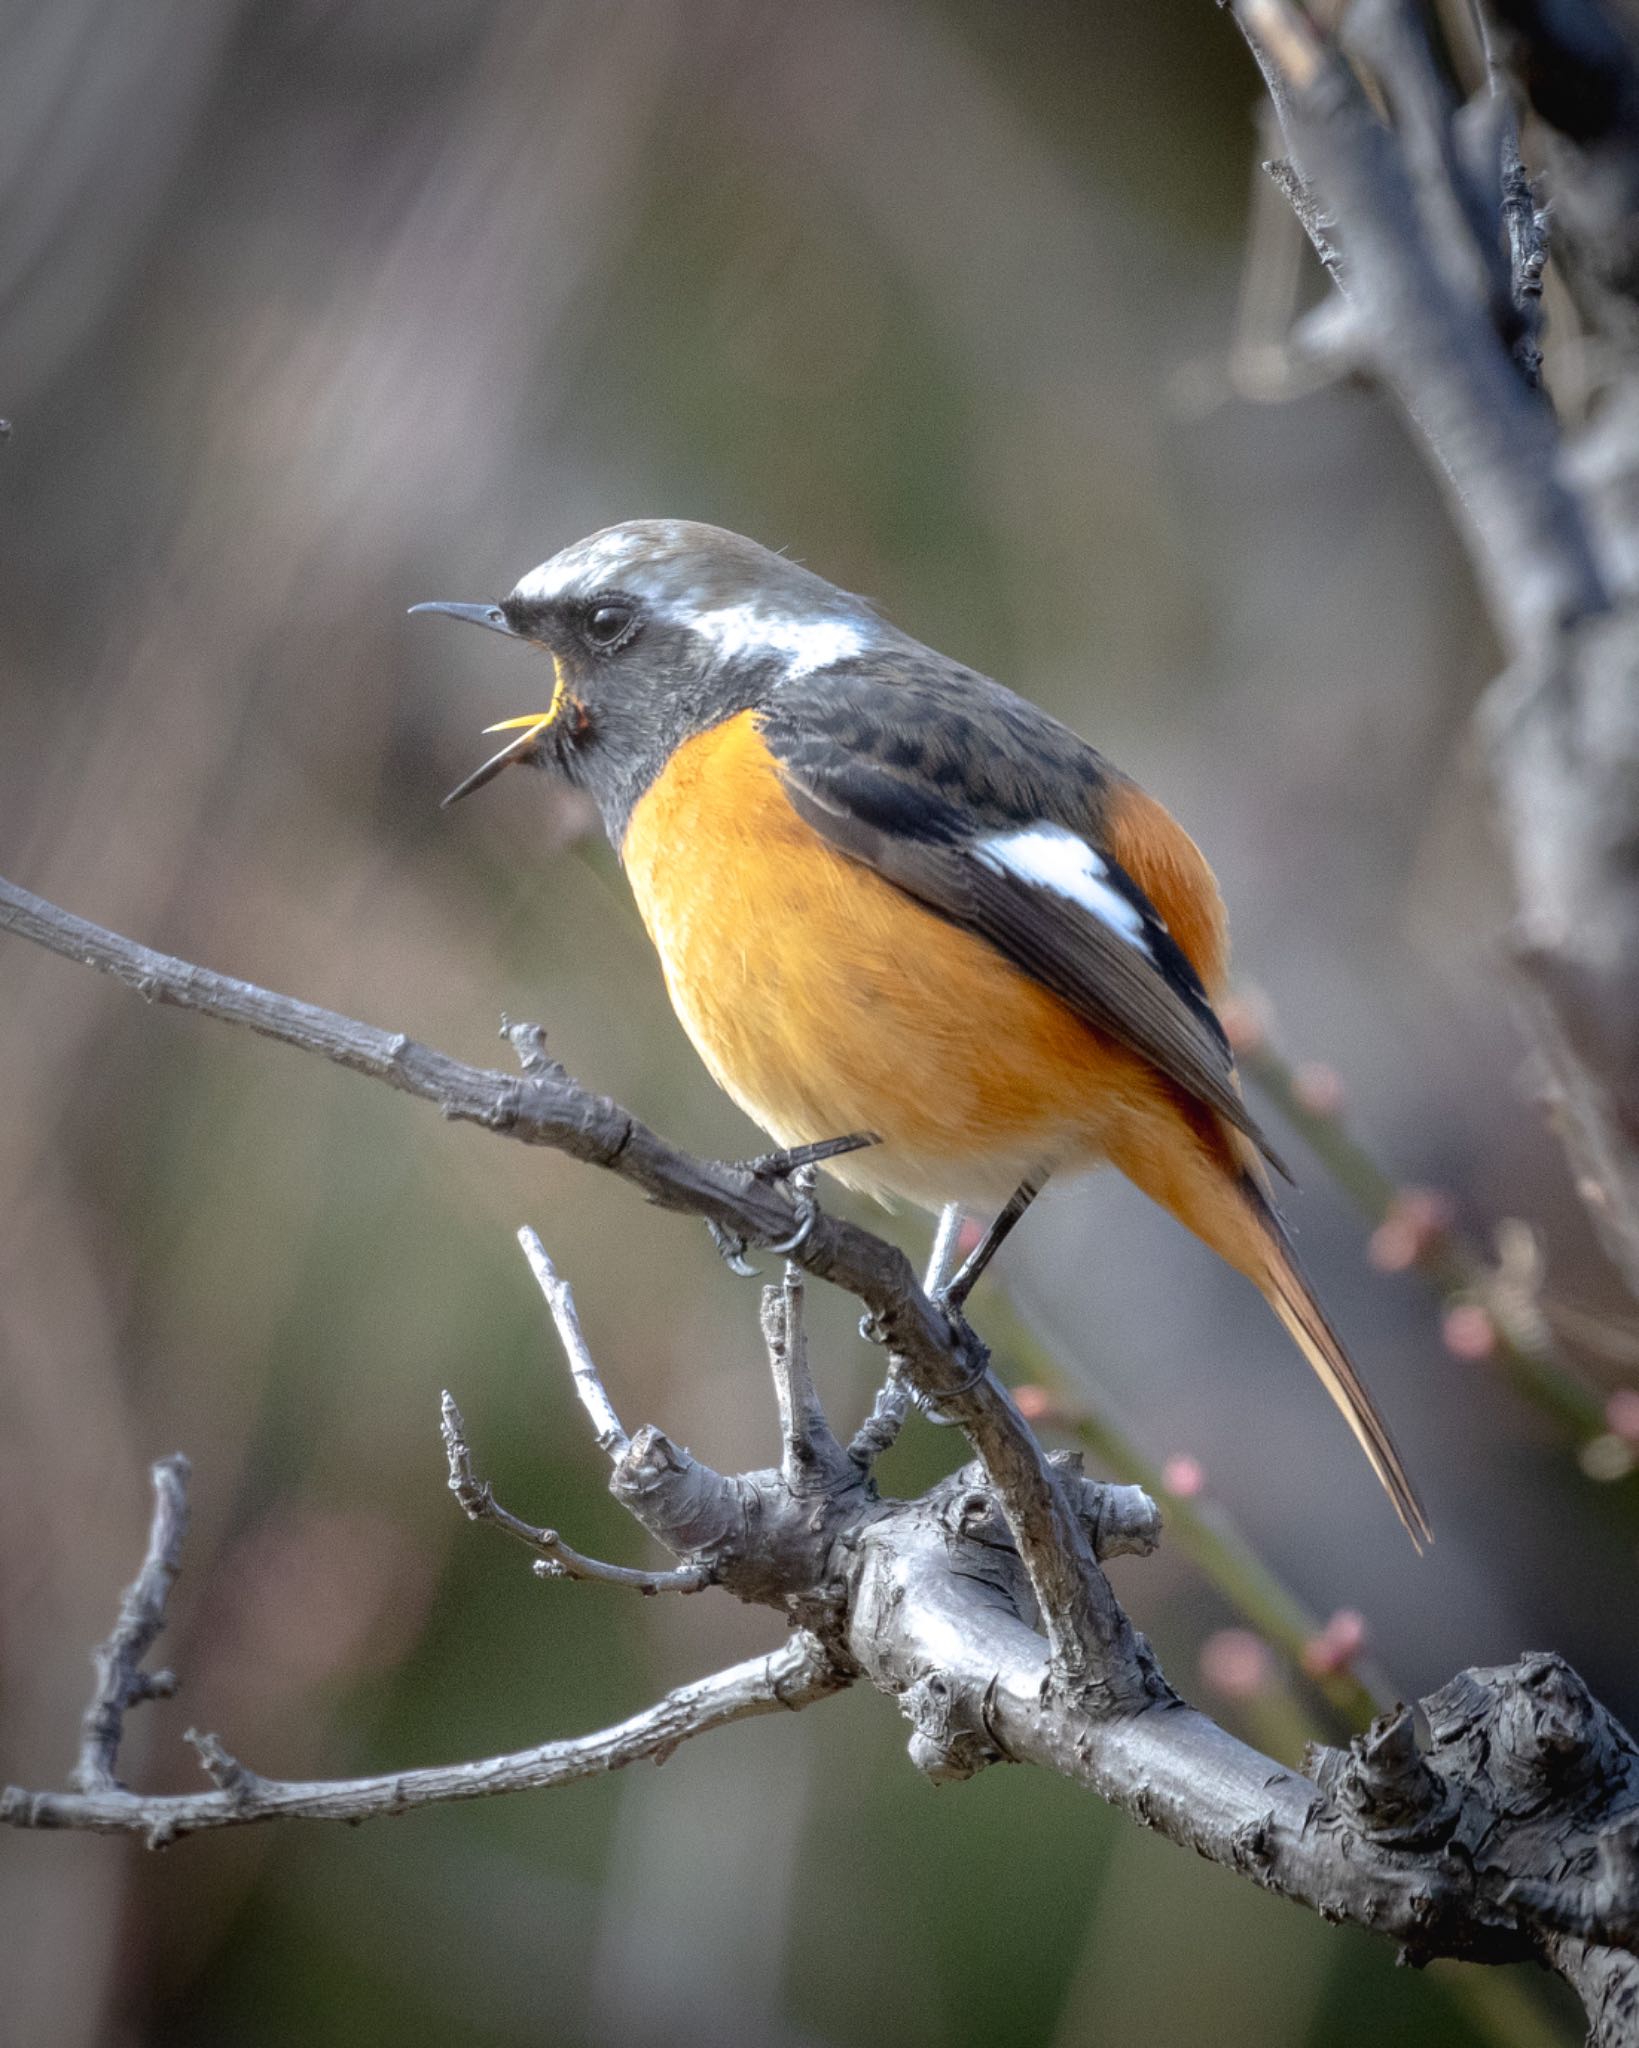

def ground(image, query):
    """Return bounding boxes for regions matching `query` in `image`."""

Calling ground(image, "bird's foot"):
[704,1132,879,1276]
[706,1219,762,1278]
[913,1296,993,1424]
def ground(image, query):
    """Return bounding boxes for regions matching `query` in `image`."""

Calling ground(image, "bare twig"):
[72,1455,190,1794]
[1263,155,1343,282]
[760,1204,850,1495]
[528,1539,712,1596]
[440,1392,709,1595]
[517,1227,629,1456]
[5,1634,845,1846]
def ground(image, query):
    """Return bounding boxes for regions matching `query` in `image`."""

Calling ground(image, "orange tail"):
[1244,1178,1432,1550]
[1109,1101,1431,1548]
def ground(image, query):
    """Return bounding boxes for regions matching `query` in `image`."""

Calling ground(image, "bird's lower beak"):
[408,600,518,637]
[416,596,574,806]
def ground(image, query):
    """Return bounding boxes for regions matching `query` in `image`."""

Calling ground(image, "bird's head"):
[414,519,883,834]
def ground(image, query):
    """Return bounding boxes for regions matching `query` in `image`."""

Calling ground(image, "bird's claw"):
[706,1185,819,1274]
[706,1218,760,1277]
[908,1295,992,1426]
[764,1190,820,1258]
[706,1131,877,1277]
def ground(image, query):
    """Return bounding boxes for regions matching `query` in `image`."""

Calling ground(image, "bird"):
[413,518,1430,1547]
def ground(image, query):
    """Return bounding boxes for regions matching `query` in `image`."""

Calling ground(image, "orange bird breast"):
[619,709,1221,1214]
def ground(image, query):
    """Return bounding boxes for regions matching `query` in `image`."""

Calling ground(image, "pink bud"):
[1400,1188,1456,1238]
[1200,1628,1274,1700]
[1442,1303,1497,1361]
[1301,1607,1368,1677]
[1605,1389,1639,1446]
[1220,993,1269,1056]
[1369,1188,1455,1272]
[1368,1219,1420,1273]
[1292,1062,1345,1117]
[1161,1454,1205,1498]
[1013,1385,1055,1423]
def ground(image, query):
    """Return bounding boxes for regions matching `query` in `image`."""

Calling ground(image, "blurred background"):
[1,2,1633,2043]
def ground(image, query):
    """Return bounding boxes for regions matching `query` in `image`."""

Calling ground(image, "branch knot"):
[901,1672,1006,1784]
[1310,1704,1457,1848]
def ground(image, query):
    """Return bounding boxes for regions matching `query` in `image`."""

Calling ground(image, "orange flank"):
[621,708,1187,1213]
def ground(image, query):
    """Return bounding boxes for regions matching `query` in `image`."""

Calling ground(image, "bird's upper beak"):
[407,599,518,637]
[411,599,572,807]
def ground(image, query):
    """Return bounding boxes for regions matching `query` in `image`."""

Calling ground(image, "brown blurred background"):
[0,3,1631,2044]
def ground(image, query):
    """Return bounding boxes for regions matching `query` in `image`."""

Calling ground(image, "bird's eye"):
[584,600,635,649]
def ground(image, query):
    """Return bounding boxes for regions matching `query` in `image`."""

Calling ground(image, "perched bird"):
[414,519,1430,1546]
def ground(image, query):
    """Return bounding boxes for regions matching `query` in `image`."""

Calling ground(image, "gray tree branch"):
[2,880,1638,2035]
[72,1453,189,1795]
[5,1456,843,1846]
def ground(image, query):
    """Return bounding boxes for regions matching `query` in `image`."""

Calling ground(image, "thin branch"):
[4,1634,846,1846]
[517,1227,629,1456]
[440,1392,709,1594]
[760,1207,850,1495]
[529,1538,712,1596]
[72,1455,190,1793]
[1263,156,1345,282]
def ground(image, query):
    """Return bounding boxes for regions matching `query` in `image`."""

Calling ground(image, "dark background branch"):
[1234,0,1639,1311]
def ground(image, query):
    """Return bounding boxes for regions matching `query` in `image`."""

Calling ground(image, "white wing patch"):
[686,604,865,679]
[976,825,1154,957]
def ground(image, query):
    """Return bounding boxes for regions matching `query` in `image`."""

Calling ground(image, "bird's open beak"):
[411,600,570,807]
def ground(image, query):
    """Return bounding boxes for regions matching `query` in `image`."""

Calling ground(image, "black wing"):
[758,660,1288,1178]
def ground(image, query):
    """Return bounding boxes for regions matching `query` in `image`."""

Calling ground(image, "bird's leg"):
[856,1202,964,1355]
[923,1201,967,1295]
[851,1203,970,1455]
[906,1186,1040,1430]
[937,1175,1044,1313]
[705,1132,880,1275]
